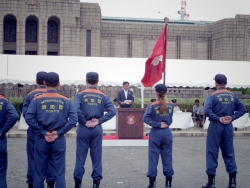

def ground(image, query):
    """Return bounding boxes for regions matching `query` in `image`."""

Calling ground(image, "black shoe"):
[202,183,216,188]
[93,180,100,188]
[28,184,33,188]
[147,177,156,188]
[228,173,236,188]
[165,176,172,188]
[47,182,54,188]
[202,174,215,188]
[74,180,82,188]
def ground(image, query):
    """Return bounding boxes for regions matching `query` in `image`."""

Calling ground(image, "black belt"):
[46,128,59,133]
[86,117,101,121]
[209,119,220,123]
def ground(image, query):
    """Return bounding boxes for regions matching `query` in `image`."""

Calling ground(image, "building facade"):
[1,0,250,60]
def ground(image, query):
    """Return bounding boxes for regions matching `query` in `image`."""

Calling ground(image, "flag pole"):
[163,17,169,85]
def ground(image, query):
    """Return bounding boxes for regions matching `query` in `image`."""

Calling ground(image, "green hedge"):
[9,98,23,118]
[132,98,206,110]
[9,98,250,118]
[132,98,250,112]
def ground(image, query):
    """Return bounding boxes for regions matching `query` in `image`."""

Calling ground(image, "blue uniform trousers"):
[206,122,237,175]
[33,134,66,188]
[147,128,174,177]
[74,125,103,181]
[0,136,7,188]
[26,128,54,184]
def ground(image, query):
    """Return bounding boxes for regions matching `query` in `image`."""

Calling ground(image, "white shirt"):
[124,90,128,99]
[197,106,204,115]
[193,105,202,112]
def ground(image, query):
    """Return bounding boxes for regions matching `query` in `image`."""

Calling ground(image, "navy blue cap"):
[171,99,177,103]
[155,84,167,94]
[150,98,156,102]
[86,72,99,80]
[36,71,47,82]
[214,74,227,84]
[45,72,59,85]
[113,98,118,102]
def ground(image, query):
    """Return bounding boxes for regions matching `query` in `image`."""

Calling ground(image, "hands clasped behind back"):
[86,118,99,128]
[45,130,58,142]
[161,122,169,128]
[219,116,233,125]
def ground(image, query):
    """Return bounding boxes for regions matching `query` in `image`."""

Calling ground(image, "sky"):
[81,0,250,22]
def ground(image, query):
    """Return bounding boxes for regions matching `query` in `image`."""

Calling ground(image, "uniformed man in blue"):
[0,94,19,188]
[25,72,77,188]
[23,71,55,188]
[73,72,116,188]
[202,74,246,188]
[143,84,174,188]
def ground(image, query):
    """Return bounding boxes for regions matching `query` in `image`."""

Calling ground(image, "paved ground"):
[7,122,250,138]
[6,137,250,188]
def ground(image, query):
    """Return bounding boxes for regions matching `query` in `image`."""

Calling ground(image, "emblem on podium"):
[126,115,136,125]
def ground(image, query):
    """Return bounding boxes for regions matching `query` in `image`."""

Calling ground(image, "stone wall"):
[100,22,209,60]
[1,1,250,61]
[1,83,247,100]
[0,0,101,56]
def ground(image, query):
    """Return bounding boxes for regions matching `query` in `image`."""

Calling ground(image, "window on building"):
[26,20,37,43]
[25,51,37,55]
[47,51,58,56]
[48,21,58,43]
[86,30,91,56]
[4,19,16,42]
[4,50,16,54]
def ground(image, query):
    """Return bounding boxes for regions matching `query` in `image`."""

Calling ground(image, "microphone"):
[129,88,147,105]
[128,88,134,98]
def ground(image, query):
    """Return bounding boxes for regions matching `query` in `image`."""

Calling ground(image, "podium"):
[116,108,145,139]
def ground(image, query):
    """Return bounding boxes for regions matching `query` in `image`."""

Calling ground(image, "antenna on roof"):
[177,0,190,20]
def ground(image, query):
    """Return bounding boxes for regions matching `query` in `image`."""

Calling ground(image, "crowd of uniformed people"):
[0,71,246,188]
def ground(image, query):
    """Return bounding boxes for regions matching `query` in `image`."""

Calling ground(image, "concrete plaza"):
[5,124,250,187]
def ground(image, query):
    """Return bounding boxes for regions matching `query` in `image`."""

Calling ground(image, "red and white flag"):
[141,27,167,87]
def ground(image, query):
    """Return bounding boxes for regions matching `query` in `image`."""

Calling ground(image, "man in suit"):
[117,81,134,108]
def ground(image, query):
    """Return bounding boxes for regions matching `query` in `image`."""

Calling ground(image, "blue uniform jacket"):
[74,86,116,125]
[22,86,47,119]
[143,100,174,128]
[0,94,19,135]
[25,90,78,137]
[204,88,246,121]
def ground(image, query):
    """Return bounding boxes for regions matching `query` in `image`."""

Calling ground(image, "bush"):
[9,98,23,119]
[132,98,206,110]
[132,98,250,113]
[8,97,250,118]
